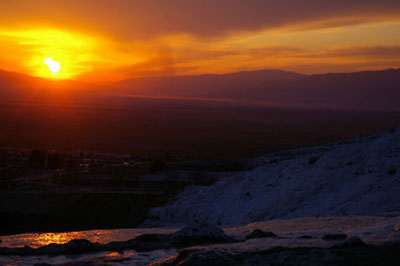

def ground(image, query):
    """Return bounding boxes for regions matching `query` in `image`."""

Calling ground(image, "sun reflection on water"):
[0,228,178,249]
[0,229,179,266]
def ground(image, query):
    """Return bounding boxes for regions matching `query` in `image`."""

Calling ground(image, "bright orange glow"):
[43,58,61,75]
[0,21,400,82]
[0,28,147,82]
[0,29,99,80]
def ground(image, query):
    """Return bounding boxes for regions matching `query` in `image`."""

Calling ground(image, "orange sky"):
[0,0,400,83]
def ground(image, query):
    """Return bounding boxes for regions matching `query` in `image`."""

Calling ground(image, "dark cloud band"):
[2,0,400,39]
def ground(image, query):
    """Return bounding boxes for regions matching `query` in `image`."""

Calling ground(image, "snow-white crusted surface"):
[145,126,400,226]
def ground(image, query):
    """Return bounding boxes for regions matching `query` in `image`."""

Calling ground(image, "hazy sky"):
[1,0,400,82]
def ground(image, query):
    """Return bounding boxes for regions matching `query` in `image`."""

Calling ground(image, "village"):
[0,146,249,193]
[0,146,247,234]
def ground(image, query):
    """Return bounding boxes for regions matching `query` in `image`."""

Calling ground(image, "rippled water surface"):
[0,228,178,248]
[0,216,395,265]
[0,249,178,266]
[0,228,180,265]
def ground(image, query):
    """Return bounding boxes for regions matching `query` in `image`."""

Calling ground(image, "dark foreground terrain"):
[0,191,166,235]
[160,243,400,266]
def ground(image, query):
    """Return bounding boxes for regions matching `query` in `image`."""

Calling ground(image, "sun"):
[43,58,61,75]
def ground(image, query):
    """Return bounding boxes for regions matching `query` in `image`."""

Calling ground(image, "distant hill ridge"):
[112,68,400,110]
[1,68,400,110]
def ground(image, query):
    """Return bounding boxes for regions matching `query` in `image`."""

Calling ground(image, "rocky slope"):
[145,126,400,226]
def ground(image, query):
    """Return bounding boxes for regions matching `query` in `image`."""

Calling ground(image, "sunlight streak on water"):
[0,228,178,248]
[0,228,180,265]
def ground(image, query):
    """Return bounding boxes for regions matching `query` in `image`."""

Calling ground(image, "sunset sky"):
[1,0,400,83]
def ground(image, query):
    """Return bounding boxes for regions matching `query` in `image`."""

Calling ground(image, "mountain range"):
[112,68,400,110]
[1,68,400,110]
